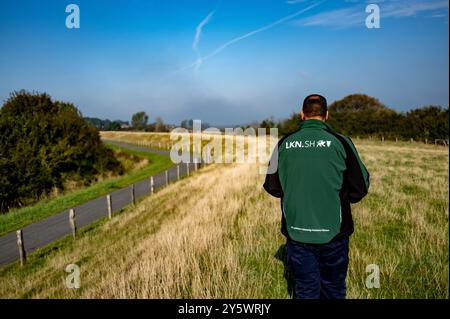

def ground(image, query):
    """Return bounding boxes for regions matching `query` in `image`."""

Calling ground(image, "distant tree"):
[402,106,449,141]
[105,121,122,131]
[180,119,189,129]
[84,117,126,131]
[328,93,399,138]
[260,117,276,129]
[278,112,300,136]
[328,93,386,113]
[154,116,167,132]
[131,112,149,131]
[84,117,104,129]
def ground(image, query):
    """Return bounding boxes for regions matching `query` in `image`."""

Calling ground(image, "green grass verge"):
[0,144,174,237]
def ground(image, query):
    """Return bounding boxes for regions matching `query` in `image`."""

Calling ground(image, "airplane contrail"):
[193,11,215,51]
[176,1,324,73]
[192,11,215,71]
[286,0,308,4]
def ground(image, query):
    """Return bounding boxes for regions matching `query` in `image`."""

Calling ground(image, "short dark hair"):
[302,94,328,118]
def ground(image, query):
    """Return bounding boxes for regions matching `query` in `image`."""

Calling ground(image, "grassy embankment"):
[0,142,174,237]
[100,131,225,153]
[0,134,448,299]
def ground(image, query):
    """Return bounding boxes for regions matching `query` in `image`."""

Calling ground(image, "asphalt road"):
[0,142,201,266]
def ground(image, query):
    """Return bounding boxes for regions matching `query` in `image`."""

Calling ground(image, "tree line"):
[84,117,129,131]
[87,111,173,132]
[260,94,449,142]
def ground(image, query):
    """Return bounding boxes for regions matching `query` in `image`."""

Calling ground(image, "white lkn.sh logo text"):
[286,140,332,149]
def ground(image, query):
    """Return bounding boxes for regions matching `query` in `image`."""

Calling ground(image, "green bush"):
[0,91,123,213]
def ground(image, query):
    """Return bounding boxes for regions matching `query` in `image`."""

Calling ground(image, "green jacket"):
[263,119,370,244]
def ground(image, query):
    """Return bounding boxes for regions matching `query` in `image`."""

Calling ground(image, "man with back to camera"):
[263,94,370,299]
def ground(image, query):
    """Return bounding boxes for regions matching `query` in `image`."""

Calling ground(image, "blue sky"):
[0,0,448,125]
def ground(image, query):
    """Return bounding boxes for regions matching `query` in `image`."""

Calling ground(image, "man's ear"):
[300,111,305,120]
[325,111,329,121]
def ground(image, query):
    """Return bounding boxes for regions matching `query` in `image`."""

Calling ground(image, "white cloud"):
[295,7,365,27]
[381,0,448,18]
[292,0,449,28]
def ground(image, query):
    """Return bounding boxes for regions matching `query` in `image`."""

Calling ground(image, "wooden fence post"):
[165,170,169,186]
[16,230,26,266]
[69,209,77,240]
[106,194,112,220]
[177,165,180,180]
[131,184,135,205]
[150,176,154,194]
[186,163,190,176]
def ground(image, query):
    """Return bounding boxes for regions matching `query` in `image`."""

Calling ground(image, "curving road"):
[0,141,201,266]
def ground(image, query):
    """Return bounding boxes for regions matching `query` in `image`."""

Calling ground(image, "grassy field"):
[0,135,448,299]
[0,143,174,237]
[100,130,262,154]
[101,131,185,151]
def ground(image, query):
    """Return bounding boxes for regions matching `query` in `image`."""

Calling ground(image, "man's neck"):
[303,117,325,121]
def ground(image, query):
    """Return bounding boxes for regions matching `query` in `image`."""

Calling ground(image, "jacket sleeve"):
[263,143,283,198]
[339,136,370,203]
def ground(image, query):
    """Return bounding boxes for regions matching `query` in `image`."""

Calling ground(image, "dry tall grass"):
[0,136,448,298]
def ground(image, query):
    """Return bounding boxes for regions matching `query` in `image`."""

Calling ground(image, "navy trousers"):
[286,238,349,299]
